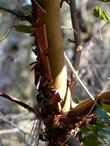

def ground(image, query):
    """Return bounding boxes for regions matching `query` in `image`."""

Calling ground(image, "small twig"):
[61,26,76,32]
[0,91,35,113]
[64,52,94,100]
[68,38,75,43]
[87,97,98,117]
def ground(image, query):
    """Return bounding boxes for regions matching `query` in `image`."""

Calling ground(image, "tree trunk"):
[37,0,71,112]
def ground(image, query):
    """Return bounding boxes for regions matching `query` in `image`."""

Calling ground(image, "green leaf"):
[94,120,106,135]
[102,104,110,115]
[22,4,32,16]
[14,25,32,34]
[98,0,110,2]
[93,6,110,20]
[73,96,79,103]
[83,134,100,146]
[79,120,107,146]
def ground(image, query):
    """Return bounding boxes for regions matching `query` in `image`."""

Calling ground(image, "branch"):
[70,0,82,71]
[64,52,94,100]
[74,91,110,116]
[59,91,110,129]
[0,92,35,113]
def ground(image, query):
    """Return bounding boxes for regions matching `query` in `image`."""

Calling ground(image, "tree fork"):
[59,91,110,130]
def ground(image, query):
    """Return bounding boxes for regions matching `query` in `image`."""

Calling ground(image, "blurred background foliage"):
[61,0,110,99]
[0,1,36,145]
[0,0,35,114]
[0,0,110,145]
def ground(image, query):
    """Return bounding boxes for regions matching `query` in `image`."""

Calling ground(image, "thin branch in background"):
[0,92,35,113]
[98,134,110,146]
[0,113,38,144]
[0,137,4,146]
[0,6,17,42]
[70,0,82,71]
[64,52,94,100]
[0,6,30,21]
[29,121,39,146]
[0,113,34,122]
[86,21,110,48]
[0,128,19,135]
[25,119,37,146]
[0,26,12,43]
[0,112,39,144]
[0,112,29,136]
